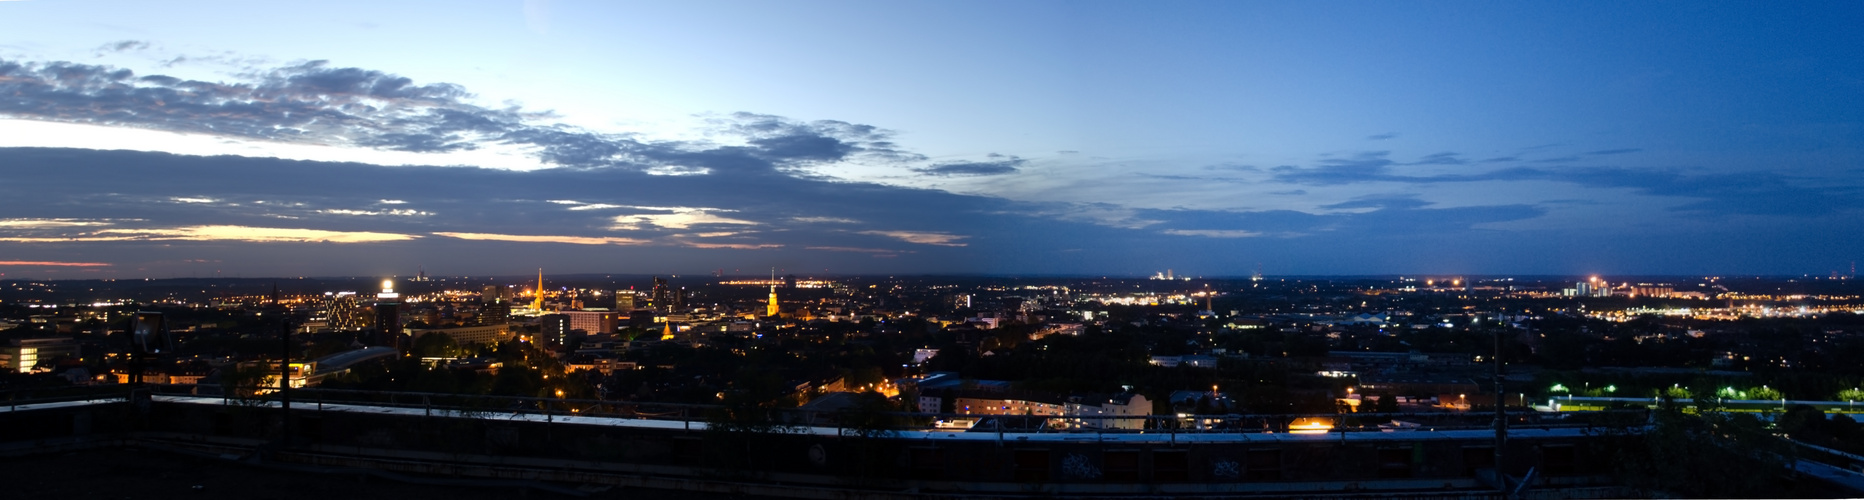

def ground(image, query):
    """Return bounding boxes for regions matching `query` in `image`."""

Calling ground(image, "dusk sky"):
[1,1,1861,278]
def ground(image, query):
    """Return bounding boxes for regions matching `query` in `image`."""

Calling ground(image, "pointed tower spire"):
[767,268,780,317]
[533,268,544,311]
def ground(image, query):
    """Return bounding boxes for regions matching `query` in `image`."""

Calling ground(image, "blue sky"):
[0,1,1860,278]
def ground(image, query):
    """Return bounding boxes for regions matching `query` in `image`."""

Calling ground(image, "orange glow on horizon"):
[0,260,111,267]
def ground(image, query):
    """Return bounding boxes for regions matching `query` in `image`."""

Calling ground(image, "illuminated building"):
[613,291,635,311]
[767,283,780,318]
[1063,392,1152,430]
[650,276,669,311]
[955,395,1066,417]
[1628,285,1674,298]
[540,314,571,345]
[0,337,79,373]
[323,292,369,331]
[764,268,779,317]
[374,279,402,348]
[561,310,617,336]
[479,285,511,327]
[408,324,509,346]
[719,279,838,288]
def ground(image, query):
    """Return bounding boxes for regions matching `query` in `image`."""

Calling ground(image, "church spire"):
[533,268,544,312]
[767,268,780,317]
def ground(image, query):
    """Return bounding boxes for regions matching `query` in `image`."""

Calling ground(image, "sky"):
[0,0,1861,278]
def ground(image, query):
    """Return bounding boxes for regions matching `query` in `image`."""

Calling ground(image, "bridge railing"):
[147,384,1649,435]
[0,385,134,411]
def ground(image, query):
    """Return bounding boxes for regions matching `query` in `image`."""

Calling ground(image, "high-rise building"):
[613,291,635,311]
[650,277,669,311]
[479,285,511,326]
[374,280,402,348]
[324,292,369,331]
[540,314,571,345]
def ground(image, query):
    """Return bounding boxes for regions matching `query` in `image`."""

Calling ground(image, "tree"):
[1777,404,1826,438]
[411,332,461,358]
[1373,394,1400,413]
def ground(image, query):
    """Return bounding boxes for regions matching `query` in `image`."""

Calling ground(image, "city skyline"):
[3,1,1863,278]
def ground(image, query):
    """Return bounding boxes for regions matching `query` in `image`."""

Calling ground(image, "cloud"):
[857,230,968,247]
[432,232,647,246]
[1321,195,1432,211]
[96,40,152,54]
[0,57,921,178]
[317,208,431,217]
[677,242,783,250]
[1265,151,1858,217]
[1161,229,1262,238]
[791,216,858,224]
[1366,133,1398,140]
[611,210,758,230]
[1031,203,1164,230]
[1270,151,1395,185]
[806,246,914,254]
[0,218,115,228]
[1202,162,1261,172]
[682,231,743,238]
[1406,152,1467,165]
[913,155,1025,176]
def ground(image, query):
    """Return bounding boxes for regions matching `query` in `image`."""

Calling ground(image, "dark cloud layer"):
[913,154,1025,177]
[0,58,911,177]
[1268,151,1860,217]
[0,147,1618,276]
